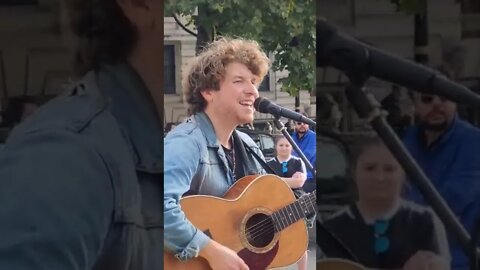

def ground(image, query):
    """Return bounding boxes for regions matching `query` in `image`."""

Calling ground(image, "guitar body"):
[317,258,368,270]
[164,175,309,270]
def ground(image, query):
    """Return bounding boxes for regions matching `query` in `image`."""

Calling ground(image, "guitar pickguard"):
[237,241,279,270]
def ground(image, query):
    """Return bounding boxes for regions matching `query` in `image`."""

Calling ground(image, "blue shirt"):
[292,129,316,181]
[163,113,265,261]
[403,116,480,270]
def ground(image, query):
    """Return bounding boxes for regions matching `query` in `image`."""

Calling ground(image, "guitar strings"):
[246,191,316,236]
[246,205,312,242]
[245,194,317,241]
[246,194,317,240]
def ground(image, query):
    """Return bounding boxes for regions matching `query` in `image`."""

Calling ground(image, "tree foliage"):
[165,0,315,96]
[388,0,426,14]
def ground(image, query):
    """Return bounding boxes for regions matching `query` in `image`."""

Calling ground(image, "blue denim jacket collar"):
[95,63,162,173]
[192,112,236,182]
[194,112,221,148]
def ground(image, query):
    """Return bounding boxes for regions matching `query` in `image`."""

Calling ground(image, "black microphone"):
[316,19,480,107]
[254,97,316,127]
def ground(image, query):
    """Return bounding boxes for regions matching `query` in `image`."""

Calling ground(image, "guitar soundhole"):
[245,213,275,248]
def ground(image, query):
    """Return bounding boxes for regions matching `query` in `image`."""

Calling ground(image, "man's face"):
[413,93,457,131]
[295,121,309,134]
[205,62,260,125]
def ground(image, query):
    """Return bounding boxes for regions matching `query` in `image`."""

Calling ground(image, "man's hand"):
[403,250,449,270]
[199,240,249,270]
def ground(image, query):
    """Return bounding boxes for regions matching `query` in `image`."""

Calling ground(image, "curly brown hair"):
[183,37,270,115]
[62,0,138,76]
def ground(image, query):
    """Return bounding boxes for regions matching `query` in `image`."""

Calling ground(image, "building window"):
[258,73,270,92]
[164,45,176,94]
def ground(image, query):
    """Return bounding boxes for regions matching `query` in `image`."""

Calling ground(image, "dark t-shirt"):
[266,156,306,178]
[319,201,449,269]
[222,134,250,181]
[266,156,310,201]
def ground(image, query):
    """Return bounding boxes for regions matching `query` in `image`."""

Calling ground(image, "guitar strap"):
[233,131,276,175]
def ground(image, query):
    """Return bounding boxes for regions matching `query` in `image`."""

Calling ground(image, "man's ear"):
[200,89,214,104]
[116,0,151,28]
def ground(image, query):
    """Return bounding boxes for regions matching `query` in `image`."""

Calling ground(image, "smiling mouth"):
[239,101,254,109]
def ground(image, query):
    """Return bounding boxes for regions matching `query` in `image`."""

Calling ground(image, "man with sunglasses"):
[403,66,480,270]
[291,113,316,193]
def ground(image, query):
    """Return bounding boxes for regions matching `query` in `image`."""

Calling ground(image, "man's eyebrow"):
[232,74,260,83]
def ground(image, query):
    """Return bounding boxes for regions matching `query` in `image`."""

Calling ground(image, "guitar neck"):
[271,190,316,232]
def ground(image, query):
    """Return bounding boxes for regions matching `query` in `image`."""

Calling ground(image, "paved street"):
[279,225,316,270]
[278,242,316,270]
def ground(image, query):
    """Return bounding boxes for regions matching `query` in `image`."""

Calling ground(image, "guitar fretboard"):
[271,190,316,232]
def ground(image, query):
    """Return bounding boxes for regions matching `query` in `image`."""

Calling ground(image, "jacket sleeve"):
[163,134,210,261]
[0,129,114,270]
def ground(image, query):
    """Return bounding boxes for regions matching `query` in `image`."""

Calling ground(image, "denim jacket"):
[164,112,266,261]
[0,63,163,270]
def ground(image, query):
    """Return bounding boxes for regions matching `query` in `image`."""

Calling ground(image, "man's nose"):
[246,83,259,99]
[432,95,448,106]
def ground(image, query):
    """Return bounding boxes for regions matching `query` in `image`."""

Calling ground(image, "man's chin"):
[239,116,254,125]
[422,122,449,132]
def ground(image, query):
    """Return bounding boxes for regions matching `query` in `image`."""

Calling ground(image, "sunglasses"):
[295,122,306,125]
[281,161,288,174]
[420,95,447,104]
[374,219,390,255]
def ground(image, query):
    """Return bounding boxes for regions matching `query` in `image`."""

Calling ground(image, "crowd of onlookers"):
[317,65,480,270]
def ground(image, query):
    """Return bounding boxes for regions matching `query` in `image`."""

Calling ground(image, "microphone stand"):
[344,76,480,269]
[272,116,316,177]
[273,116,361,262]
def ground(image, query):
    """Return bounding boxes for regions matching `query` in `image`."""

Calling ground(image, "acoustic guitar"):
[164,174,316,270]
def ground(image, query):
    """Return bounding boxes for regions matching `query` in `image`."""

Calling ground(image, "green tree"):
[165,0,315,96]
[388,0,425,14]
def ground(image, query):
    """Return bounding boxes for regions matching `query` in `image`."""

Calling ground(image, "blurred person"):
[0,0,164,269]
[292,112,316,193]
[317,93,342,131]
[319,136,450,270]
[285,119,294,134]
[403,65,480,270]
[381,85,410,136]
